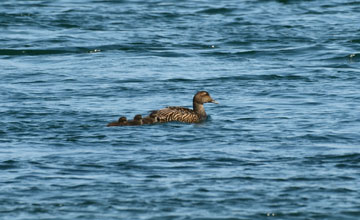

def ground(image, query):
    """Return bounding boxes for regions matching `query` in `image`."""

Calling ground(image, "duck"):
[150,91,218,123]
[126,114,143,126]
[106,91,217,126]
[142,114,157,125]
[118,116,127,124]
[107,116,127,127]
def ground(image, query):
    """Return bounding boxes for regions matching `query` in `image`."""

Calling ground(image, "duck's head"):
[118,116,127,122]
[134,114,142,120]
[194,91,218,104]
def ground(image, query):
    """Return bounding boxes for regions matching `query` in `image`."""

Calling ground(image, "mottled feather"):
[151,106,202,123]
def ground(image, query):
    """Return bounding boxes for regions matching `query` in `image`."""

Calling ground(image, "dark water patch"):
[0,48,89,56]
[166,157,205,162]
[341,210,360,218]
[205,74,311,82]
[0,159,19,170]
[163,78,196,83]
[335,163,360,169]
[77,163,106,169]
[0,46,101,56]
[200,45,326,59]
[145,174,164,179]
[197,7,237,15]
[350,38,360,44]
[0,43,191,57]
[303,153,360,166]
[311,54,357,63]
[295,133,357,143]
[142,11,182,20]
[214,157,247,164]
[223,39,253,47]
[90,0,128,4]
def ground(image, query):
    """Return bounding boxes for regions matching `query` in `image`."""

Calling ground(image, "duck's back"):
[151,106,202,123]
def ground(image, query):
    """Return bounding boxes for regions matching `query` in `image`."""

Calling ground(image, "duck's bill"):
[210,99,219,104]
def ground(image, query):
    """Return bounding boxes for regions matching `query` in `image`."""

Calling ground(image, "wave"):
[110,74,311,84]
[0,43,190,57]
[197,7,237,15]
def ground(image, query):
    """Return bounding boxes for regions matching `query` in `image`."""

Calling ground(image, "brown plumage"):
[142,115,157,124]
[127,114,143,126]
[150,91,218,123]
[107,116,127,127]
[106,91,217,127]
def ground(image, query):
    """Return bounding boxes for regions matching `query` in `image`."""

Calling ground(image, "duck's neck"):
[193,102,207,119]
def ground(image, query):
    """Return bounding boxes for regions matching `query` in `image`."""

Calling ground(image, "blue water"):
[1,0,360,219]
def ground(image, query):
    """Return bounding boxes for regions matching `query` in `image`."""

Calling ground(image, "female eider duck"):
[150,91,218,123]
[106,91,217,126]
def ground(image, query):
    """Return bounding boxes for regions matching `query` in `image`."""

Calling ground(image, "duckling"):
[118,116,127,125]
[127,114,143,126]
[106,116,127,127]
[142,115,157,124]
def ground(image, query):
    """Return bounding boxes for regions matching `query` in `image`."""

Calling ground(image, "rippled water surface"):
[1,0,360,219]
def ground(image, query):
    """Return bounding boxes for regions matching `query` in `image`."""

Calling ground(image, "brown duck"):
[107,116,127,127]
[106,91,217,126]
[150,91,218,123]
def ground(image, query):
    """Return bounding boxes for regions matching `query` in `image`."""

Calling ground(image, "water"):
[1,0,360,219]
